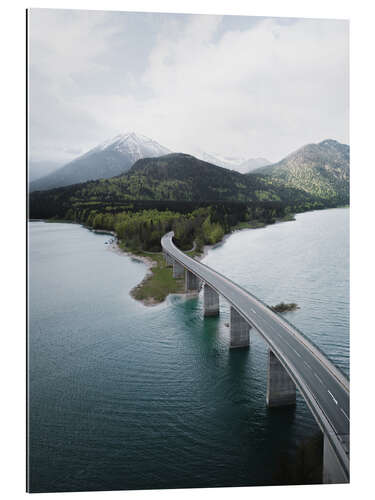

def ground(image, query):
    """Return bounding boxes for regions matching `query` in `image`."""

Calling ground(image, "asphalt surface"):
[162,232,349,477]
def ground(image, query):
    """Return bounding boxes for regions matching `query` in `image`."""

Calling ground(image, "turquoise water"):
[28,208,349,492]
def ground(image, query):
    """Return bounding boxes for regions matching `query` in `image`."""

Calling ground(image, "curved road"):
[162,231,349,481]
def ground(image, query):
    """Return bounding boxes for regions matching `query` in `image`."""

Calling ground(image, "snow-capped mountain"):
[92,132,171,162]
[193,150,246,170]
[29,131,271,192]
[193,150,270,173]
[30,132,171,192]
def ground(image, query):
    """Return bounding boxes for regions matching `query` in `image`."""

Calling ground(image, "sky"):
[28,8,349,168]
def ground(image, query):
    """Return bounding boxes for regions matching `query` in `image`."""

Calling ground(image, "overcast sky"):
[28,9,349,166]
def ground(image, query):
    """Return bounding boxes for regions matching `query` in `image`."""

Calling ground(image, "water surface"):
[28,208,349,492]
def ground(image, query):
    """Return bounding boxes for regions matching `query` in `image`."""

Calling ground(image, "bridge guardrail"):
[162,231,350,480]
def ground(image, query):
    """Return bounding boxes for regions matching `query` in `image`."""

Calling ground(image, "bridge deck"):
[162,231,349,479]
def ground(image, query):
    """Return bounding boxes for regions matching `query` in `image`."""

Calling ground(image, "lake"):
[28,207,349,492]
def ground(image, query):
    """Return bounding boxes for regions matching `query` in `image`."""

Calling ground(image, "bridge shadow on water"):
[176,294,226,350]
[169,294,322,487]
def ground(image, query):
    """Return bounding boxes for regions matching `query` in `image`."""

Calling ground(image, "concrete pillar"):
[266,349,296,407]
[185,270,199,292]
[203,283,219,317]
[323,435,349,484]
[164,252,173,267]
[230,307,250,348]
[172,260,185,278]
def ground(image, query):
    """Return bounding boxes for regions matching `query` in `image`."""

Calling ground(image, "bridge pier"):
[164,252,174,267]
[266,349,296,407]
[323,435,349,484]
[173,260,185,278]
[185,270,199,292]
[161,232,350,481]
[230,307,250,348]
[203,283,220,316]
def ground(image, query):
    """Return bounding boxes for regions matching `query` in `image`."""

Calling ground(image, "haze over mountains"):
[29,132,271,192]
[193,151,270,173]
[28,160,64,182]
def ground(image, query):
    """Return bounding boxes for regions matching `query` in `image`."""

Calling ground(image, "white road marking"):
[292,347,301,358]
[328,390,338,405]
[340,408,350,422]
[165,237,350,421]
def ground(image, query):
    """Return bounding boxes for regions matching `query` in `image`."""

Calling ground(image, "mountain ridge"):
[29,133,273,191]
[251,139,349,201]
[29,138,349,223]
[29,132,171,192]
[29,142,350,222]
[193,150,270,173]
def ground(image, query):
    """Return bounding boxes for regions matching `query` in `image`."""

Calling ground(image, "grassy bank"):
[232,214,295,232]
[232,220,267,230]
[35,210,296,306]
[118,214,295,306]
[117,243,186,305]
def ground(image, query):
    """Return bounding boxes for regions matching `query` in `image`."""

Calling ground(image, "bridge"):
[161,231,350,484]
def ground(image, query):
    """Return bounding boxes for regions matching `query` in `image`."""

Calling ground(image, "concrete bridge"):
[161,231,350,484]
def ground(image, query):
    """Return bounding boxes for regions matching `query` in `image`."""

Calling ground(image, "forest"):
[29,150,349,253]
[62,201,290,252]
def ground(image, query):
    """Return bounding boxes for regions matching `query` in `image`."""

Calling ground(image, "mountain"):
[194,151,270,173]
[121,153,282,202]
[28,160,64,182]
[29,131,271,191]
[239,157,270,173]
[193,151,246,170]
[29,140,350,221]
[30,152,322,220]
[252,139,349,201]
[29,132,171,192]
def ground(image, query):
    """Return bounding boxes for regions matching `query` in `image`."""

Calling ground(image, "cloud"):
[28,9,348,165]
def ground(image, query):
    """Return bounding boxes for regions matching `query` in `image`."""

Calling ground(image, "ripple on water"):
[29,209,349,491]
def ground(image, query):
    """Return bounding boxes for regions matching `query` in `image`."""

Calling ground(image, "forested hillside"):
[29,145,349,253]
[29,152,340,220]
[252,139,349,201]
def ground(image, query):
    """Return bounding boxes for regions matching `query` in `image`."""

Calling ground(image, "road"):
[161,231,349,479]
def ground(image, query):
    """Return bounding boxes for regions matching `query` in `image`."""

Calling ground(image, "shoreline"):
[195,214,296,261]
[115,214,297,306]
[29,213,298,307]
[29,207,348,307]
